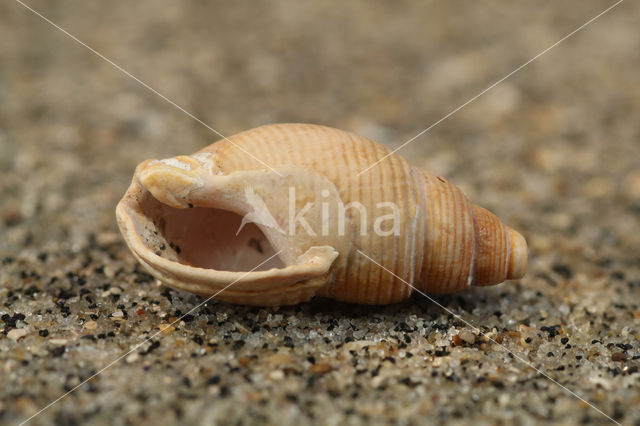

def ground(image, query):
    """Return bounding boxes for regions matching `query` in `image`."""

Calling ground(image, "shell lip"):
[115,178,340,297]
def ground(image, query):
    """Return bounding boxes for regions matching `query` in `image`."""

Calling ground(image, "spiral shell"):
[116,124,527,306]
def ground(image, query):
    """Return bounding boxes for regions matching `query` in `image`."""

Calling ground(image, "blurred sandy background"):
[1,1,639,425]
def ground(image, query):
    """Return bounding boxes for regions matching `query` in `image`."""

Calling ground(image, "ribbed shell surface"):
[197,123,482,304]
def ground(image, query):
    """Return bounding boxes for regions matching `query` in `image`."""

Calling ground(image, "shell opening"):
[138,191,285,272]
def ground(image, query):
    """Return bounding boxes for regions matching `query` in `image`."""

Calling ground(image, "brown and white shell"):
[116,124,527,306]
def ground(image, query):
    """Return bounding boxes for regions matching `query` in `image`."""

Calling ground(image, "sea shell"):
[116,123,527,306]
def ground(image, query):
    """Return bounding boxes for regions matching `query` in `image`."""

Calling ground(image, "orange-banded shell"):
[116,123,527,306]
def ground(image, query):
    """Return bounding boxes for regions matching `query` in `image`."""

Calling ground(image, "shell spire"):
[116,123,527,306]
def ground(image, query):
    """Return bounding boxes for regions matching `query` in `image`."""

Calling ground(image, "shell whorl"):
[411,172,527,295]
